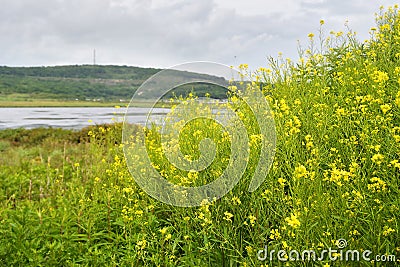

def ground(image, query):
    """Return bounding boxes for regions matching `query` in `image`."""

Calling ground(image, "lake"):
[0,107,170,130]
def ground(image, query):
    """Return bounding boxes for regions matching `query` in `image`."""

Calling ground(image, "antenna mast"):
[93,49,96,65]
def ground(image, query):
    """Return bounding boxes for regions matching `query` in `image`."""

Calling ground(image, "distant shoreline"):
[0,100,172,108]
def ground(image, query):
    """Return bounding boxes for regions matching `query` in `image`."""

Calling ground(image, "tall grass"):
[1,5,399,266]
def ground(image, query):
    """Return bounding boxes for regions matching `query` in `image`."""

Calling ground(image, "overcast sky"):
[1,0,398,70]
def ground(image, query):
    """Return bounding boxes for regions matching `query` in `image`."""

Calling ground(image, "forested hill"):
[0,65,228,101]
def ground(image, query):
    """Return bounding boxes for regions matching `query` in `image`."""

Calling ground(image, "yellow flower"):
[231,196,242,205]
[269,229,281,240]
[159,227,168,235]
[279,99,290,114]
[248,215,257,226]
[278,177,287,186]
[224,211,234,222]
[380,104,391,114]
[238,64,249,70]
[250,134,263,146]
[371,153,384,164]
[371,70,389,84]
[368,177,387,191]
[136,239,147,250]
[350,229,360,236]
[285,213,301,228]
[246,245,253,254]
[383,227,395,236]
[336,108,346,116]
[305,134,314,150]
[135,210,143,216]
[294,165,308,179]
[323,168,351,186]
[308,33,315,38]
[165,233,172,241]
[389,159,400,169]
[395,91,400,107]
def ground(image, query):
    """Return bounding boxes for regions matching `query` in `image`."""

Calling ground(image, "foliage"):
[0,65,228,101]
[1,6,400,266]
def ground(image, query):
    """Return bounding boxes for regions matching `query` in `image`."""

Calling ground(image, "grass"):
[1,5,400,266]
[0,99,172,108]
[0,100,126,107]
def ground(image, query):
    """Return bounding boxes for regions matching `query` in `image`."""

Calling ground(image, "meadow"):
[1,6,399,266]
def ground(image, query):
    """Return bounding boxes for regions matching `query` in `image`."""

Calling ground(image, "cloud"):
[301,0,375,15]
[0,0,398,69]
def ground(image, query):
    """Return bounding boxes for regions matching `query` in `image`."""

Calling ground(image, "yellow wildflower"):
[383,227,395,236]
[380,104,391,114]
[248,215,257,226]
[294,165,308,179]
[285,213,301,228]
[159,227,168,235]
[231,196,242,205]
[278,177,287,186]
[165,233,172,241]
[224,211,234,222]
[371,154,384,164]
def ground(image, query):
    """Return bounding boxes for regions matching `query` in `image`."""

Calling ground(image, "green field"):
[0,6,399,266]
[0,100,126,107]
[0,99,172,108]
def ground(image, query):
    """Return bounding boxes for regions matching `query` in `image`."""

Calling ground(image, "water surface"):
[0,107,170,130]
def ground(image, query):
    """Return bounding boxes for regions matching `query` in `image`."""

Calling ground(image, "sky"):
[1,0,399,70]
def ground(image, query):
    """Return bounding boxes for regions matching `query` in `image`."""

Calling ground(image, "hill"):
[0,65,228,102]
